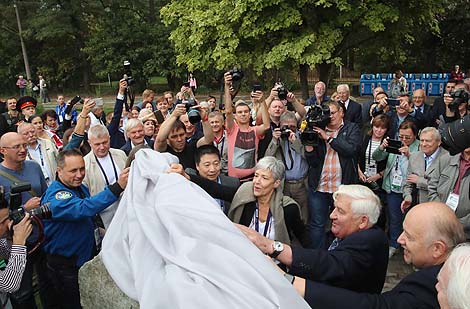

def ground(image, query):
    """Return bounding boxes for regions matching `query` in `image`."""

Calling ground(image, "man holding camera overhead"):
[0,132,54,308]
[155,99,214,170]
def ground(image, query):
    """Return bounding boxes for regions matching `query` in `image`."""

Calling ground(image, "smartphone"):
[252,84,262,92]
[386,98,400,107]
[182,82,190,87]
[154,110,165,124]
[385,139,403,154]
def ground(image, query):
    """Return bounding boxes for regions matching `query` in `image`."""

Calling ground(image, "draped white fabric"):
[101,149,309,308]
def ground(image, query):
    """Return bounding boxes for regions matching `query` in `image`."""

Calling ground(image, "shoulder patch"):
[55,191,73,200]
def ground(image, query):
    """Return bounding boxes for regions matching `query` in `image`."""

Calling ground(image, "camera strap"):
[279,141,294,170]
[0,170,38,197]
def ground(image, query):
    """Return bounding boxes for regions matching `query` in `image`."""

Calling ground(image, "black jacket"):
[306,121,362,190]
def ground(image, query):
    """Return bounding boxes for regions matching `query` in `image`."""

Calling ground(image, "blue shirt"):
[55,104,77,124]
[0,161,47,201]
[42,180,119,267]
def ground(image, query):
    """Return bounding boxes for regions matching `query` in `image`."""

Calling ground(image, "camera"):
[300,104,331,146]
[276,84,288,101]
[64,95,84,115]
[229,67,244,82]
[183,97,201,124]
[386,98,400,107]
[448,89,469,113]
[123,60,136,86]
[385,139,403,155]
[280,125,291,139]
[8,183,51,225]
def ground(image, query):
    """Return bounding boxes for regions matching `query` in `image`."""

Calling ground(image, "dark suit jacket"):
[361,100,374,127]
[290,227,388,293]
[414,103,433,130]
[120,137,154,156]
[344,99,362,125]
[304,264,441,308]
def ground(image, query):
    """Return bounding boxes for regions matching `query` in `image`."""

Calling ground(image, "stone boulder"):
[79,255,139,308]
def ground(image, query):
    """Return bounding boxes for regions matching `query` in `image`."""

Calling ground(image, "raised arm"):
[224,72,235,130]
[196,107,214,147]
[107,80,127,136]
[154,103,186,152]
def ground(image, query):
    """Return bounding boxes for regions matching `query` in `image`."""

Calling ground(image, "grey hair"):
[446,243,470,309]
[333,185,381,226]
[17,122,34,134]
[280,111,297,124]
[255,156,285,181]
[420,127,441,142]
[337,84,350,93]
[124,118,143,133]
[87,124,110,140]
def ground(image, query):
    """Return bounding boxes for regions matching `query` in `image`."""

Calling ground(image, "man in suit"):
[17,122,58,185]
[84,124,128,228]
[431,80,456,127]
[120,118,154,156]
[238,184,388,293]
[185,144,240,214]
[412,89,433,129]
[401,127,449,212]
[337,84,362,125]
[262,202,464,308]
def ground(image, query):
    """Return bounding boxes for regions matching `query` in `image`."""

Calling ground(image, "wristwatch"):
[269,241,284,259]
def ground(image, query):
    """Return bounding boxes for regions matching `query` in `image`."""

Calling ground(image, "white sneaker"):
[389,247,397,258]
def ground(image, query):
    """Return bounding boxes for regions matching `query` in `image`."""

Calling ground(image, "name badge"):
[366,165,377,176]
[391,174,403,192]
[58,115,64,123]
[445,193,459,212]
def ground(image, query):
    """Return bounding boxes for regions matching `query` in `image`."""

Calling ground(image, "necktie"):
[328,238,341,251]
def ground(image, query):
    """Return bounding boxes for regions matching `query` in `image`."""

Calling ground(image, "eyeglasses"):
[1,143,28,150]
[413,96,425,99]
[399,135,413,140]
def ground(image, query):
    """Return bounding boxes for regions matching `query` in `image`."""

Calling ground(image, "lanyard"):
[27,143,45,167]
[254,203,272,237]
[280,140,294,170]
[367,138,373,166]
[214,134,225,155]
[95,153,118,186]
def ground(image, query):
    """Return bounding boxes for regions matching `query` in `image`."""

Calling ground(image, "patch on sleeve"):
[55,191,73,200]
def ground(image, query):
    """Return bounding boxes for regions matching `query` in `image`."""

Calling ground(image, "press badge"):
[58,115,64,123]
[445,193,459,212]
[366,165,377,176]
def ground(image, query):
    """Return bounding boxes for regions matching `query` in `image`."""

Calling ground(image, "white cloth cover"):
[101,149,309,308]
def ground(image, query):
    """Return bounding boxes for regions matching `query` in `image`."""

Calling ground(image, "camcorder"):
[300,104,331,146]
[447,88,469,113]
[123,60,136,86]
[440,88,470,155]
[8,183,51,225]
[183,97,201,124]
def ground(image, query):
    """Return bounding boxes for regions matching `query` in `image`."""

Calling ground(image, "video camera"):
[447,88,469,113]
[300,104,331,146]
[8,183,51,225]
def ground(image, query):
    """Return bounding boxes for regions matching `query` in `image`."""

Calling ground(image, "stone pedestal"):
[79,255,139,308]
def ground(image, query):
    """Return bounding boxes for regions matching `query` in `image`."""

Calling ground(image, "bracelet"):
[79,114,88,119]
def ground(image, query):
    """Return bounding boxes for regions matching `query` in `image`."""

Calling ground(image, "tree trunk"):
[148,0,156,23]
[299,63,309,99]
[166,73,176,91]
[82,61,91,92]
[317,63,333,89]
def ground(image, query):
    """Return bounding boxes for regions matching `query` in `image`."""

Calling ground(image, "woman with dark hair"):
[29,115,63,150]
[142,118,157,141]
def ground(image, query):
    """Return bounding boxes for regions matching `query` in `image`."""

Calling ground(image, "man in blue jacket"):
[42,148,129,308]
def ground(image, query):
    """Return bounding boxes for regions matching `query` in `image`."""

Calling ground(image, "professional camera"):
[183,97,201,124]
[448,88,469,113]
[9,183,51,225]
[300,104,331,146]
[229,67,244,82]
[440,114,470,155]
[279,125,291,139]
[123,60,136,86]
[276,84,288,101]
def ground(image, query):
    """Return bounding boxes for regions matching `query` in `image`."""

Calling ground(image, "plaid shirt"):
[317,124,343,193]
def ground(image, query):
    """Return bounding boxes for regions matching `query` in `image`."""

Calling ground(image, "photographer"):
[0,205,32,298]
[265,111,309,223]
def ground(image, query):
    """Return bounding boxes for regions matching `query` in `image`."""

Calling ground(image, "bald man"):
[412,89,433,129]
[284,202,465,308]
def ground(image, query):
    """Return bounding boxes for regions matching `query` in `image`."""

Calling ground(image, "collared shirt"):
[317,124,343,193]
[424,148,440,171]
[282,137,308,181]
[0,239,27,294]
[453,154,470,195]
[341,99,350,110]
[27,141,52,182]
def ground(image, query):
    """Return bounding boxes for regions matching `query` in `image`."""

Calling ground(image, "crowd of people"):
[0,70,469,308]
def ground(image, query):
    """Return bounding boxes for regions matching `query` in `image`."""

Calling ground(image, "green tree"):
[162,0,446,98]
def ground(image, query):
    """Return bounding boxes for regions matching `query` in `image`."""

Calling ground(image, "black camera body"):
[300,104,331,146]
[183,97,201,124]
[229,67,244,82]
[123,60,136,86]
[385,139,403,155]
[280,125,291,139]
[276,85,288,101]
[8,183,51,225]
[448,89,469,113]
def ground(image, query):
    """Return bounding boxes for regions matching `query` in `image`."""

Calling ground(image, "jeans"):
[386,191,404,248]
[306,189,333,249]
[10,250,56,309]
[46,256,81,309]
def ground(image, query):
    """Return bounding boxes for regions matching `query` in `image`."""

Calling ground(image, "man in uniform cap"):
[16,96,37,123]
